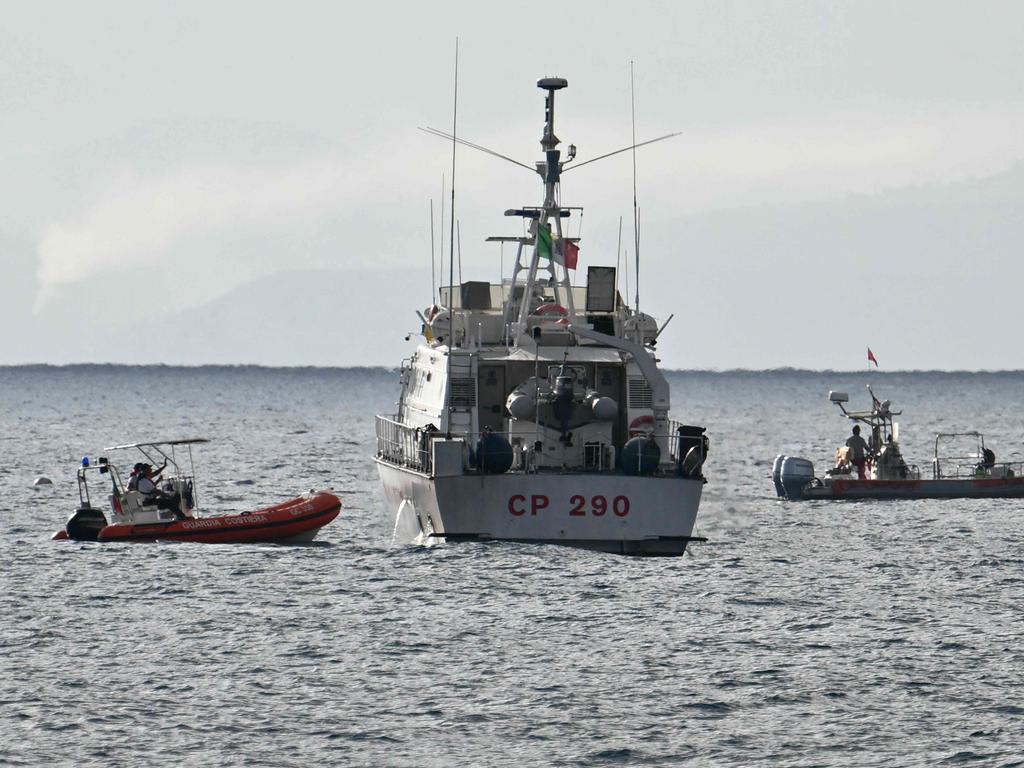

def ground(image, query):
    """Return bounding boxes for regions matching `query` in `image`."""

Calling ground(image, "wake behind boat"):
[375,77,710,555]
[774,388,1024,500]
[53,439,340,543]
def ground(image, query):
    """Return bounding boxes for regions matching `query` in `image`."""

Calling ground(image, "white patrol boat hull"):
[375,78,710,557]
[377,460,703,556]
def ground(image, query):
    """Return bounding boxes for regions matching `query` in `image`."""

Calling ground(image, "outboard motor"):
[65,506,109,541]
[772,455,786,497]
[552,374,575,445]
[779,457,815,500]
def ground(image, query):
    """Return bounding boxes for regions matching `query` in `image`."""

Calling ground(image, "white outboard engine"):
[772,455,786,497]
[778,456,815,500]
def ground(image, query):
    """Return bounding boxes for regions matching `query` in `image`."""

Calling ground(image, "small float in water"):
[774,387,1024,501]
[53,439,340,543]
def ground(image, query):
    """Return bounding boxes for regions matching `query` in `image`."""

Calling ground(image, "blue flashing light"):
[81,456,90,468]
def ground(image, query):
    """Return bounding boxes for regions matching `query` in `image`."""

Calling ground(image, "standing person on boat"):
[127,460,165,491]
[127,462,144,491]
[846,425,871,480]
[137,463,183,518]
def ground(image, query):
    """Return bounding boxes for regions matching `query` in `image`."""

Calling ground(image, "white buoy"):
[33,476,53,486]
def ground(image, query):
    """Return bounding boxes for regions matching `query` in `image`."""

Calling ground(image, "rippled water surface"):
[3,367,1024,766]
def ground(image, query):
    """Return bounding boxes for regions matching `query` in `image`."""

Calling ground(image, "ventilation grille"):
[450,378,477,408]
[627,377,653,409]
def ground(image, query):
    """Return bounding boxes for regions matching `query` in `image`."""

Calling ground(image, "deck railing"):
[667,419,683,462]
[375,415,434,474]
[376,414,708,477]
[471,431,618,473]
[934,459,1023,480]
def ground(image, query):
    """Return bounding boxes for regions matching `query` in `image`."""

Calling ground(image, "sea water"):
[1,366,1023,766]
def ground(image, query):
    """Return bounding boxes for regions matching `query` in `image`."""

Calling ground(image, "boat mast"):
[430,199,436,302]
[444,39,459,437]
[630,61,640,319]
[514,77,577,341]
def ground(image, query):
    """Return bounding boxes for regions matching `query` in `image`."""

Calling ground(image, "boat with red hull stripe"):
[96,492,341,543]
[52,439,341,544]
[801,476,1024,500]
[774,387,1024,501]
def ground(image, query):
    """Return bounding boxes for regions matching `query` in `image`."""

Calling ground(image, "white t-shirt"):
[137,476,157,496]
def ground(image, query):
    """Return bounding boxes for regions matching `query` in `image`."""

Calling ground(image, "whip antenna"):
[631,60,640,317]
[615,215,623,308]
[445,38,459,438]
[430,199,436,301]
[439,174,445,302]
[419,127,534,172]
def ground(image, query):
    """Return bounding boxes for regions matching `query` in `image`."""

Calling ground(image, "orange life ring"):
[629,415,655,435]
[533,303,569,317]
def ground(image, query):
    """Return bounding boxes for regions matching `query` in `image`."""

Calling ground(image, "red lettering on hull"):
[508,494,631,517]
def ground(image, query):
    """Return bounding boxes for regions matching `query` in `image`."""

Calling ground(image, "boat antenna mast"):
[419,76,681,348]
[510,76,573,340]
[445,38,459,438]
[439,174,445,304]
[631,61,640,319]
[615,215,623,308]
[429,198,436,302]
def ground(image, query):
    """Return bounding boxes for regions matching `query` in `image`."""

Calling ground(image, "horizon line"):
[2,363,1023,375]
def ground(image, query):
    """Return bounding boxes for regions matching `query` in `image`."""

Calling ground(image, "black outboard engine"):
[676,425,709,479]
[552,374,575,446]
[65,506,109,542]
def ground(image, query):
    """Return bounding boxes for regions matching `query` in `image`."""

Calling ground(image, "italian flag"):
[536,223,579,270]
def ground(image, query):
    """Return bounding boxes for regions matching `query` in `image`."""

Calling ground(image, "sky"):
[2,0,1023,369]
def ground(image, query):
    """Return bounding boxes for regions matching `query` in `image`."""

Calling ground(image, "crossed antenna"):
[418,126,681,175]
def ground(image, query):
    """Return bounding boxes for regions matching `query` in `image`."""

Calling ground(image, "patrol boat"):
[374,77,709,555]
[53,439,341,543]
[773,388,1024,500]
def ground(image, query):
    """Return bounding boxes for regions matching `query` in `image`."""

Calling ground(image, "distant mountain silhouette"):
[7,162,1024,368]
[637,161,1024,370]
[129,268,435,366]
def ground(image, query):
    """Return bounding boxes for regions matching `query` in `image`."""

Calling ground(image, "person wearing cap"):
[127,462,145,491]
[136,462,183,518]
[131,459,165,490]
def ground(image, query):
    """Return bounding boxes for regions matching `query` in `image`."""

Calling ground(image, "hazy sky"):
[3,1,1023,369]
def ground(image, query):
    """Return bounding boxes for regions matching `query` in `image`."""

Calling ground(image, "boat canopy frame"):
[932,431,993,480]
[104,438,208,511]
[830,385,901,456]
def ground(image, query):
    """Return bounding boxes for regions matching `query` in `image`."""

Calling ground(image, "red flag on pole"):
[561,239,579,270]
[867,347,878,367]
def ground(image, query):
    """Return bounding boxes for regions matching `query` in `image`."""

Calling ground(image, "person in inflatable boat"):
[136,462,186,519]
[127,463,143,491]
